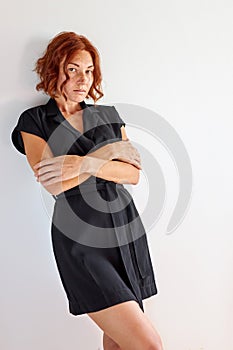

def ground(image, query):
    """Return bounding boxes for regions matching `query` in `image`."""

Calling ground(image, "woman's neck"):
[55,95,83,115]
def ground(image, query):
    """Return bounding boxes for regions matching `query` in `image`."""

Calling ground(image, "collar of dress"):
[45,97,100,117]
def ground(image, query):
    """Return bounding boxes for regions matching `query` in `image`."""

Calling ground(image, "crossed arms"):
[21,126,142,196]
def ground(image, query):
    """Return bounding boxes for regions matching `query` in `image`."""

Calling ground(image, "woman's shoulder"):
[86,103,125,127]
[11,100,50,155]
[19,99,50,119]
[86,102,114,112]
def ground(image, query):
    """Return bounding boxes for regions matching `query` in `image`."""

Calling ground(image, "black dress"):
[11,98,158,315]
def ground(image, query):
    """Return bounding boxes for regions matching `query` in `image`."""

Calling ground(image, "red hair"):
[35,31,104,103]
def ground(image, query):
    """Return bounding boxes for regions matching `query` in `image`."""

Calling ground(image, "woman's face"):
[56,50,94,103]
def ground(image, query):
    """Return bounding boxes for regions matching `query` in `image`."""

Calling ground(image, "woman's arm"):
[78,125,140,185]
[93,159,140,185]
[22,126,140,196]
[21,131,92,195]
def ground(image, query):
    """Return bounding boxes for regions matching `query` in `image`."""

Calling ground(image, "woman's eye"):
[86,70,93,74]
[68,67,76,73]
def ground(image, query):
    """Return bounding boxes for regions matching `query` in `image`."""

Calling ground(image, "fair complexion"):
[22,126,140,196]
[30,49,141,194]
[21,52,162,350]
[55,49,94,114]
[33,139,141,187]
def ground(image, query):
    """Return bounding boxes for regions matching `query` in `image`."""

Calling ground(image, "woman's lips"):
[74,89,86,92]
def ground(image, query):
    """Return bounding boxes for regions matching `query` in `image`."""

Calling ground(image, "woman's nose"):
[77,72,87,82]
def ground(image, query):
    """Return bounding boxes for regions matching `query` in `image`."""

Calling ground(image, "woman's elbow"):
[120,167,140,185]
[132,168,140,185]
[40,183,62,196]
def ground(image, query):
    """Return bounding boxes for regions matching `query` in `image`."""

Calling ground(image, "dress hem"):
[68,285,158,316]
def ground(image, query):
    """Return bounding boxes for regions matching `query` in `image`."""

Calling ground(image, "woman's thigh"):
[87,300,163,350]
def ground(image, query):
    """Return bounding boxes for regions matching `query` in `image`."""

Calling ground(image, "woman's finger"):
[39,174,62,186]
[40,178,56,186]
[34,159,54,170]
[37,169,61,182]
[33,155,65,170]
[131,160,142,169]
[36,163,61,176]
[117,157,142,169]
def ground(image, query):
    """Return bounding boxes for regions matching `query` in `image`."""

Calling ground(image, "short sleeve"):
[11,109,46,155]
[111,106,126,128]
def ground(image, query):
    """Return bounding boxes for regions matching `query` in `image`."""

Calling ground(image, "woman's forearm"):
[45,159,139,195]
[92,159,140,185]
[44,172,91,196]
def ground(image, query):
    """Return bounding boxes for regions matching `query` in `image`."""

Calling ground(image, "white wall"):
[1,0,233,349]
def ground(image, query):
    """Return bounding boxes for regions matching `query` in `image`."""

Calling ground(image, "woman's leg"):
[103,332,121,350]
[87,300,164,350]
[102,312,162,350]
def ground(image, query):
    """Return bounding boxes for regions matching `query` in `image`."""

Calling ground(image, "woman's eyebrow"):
[69,62,94,68]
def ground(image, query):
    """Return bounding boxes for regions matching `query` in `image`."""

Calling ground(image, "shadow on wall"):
[18,35,52,91]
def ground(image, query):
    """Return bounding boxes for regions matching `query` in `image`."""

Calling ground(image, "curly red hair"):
[35,31,104,103]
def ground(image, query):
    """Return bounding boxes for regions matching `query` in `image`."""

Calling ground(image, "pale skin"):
[21,49,164,350]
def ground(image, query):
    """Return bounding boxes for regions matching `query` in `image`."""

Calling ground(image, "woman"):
[11,32,164,350]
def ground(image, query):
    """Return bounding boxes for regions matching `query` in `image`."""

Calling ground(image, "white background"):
[1,0,233,349]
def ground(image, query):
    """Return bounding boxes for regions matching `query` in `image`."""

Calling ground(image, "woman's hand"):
[33,154,112,186]
[111,140,142,169]
[33,155,88,186]
[33,140,142,186]
[88,140,142,169]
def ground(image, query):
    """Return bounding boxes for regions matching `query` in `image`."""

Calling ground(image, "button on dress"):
[11,98,158,315]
